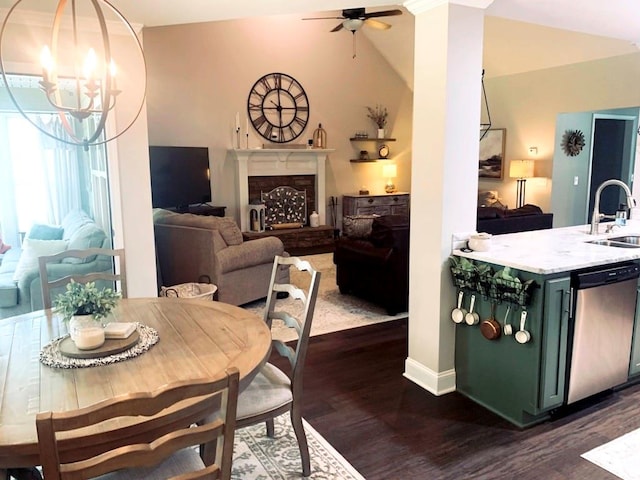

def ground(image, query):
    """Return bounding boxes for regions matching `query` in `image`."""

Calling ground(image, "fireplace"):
[232,148,333,232]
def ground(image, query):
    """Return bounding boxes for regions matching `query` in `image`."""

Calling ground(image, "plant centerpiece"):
[366,104,389,138]
[54,280,121,350]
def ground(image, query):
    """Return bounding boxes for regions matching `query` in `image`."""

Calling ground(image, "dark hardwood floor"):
[271,318,640,479]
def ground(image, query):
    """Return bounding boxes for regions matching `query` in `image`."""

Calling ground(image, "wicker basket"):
[160,282,217,300]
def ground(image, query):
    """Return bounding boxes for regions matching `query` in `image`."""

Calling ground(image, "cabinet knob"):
[393,197,398,202]
[367,198,374,204]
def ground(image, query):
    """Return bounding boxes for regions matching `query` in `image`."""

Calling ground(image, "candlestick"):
[235,127,241,149]
[246,132,249,149]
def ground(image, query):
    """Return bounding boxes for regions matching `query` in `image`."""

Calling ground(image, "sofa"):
[333,214,409,315]
[477,204,553,235]
[0,210,111,319]
[153,209,289,306]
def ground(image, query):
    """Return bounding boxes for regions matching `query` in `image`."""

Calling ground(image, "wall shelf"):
[349,137,396,142]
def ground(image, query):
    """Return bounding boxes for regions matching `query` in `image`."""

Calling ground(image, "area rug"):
[581,427,640,479]
[232,414,365,479]
[243,253,407,342]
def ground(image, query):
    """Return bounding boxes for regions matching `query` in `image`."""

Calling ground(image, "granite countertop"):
[453,220,640,275]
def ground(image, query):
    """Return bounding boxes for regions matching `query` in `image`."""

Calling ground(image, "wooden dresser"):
[342,193,410,217]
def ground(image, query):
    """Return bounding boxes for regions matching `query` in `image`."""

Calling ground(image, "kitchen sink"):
[586,239,640,248]
[608,235,640,245]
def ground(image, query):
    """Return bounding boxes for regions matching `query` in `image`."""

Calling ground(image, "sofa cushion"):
[217,237,283,273]
[154,210,243,246]
[61,209,94,239]
[63,222,107,263]
[28,223,64,240]
[0,247,20,274]
[12,238,68,282]
[0,272,18,307]
[343,214,378,239]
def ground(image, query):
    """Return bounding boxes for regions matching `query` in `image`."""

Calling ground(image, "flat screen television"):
[149,146,211,211]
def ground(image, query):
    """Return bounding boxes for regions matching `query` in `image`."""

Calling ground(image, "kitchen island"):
[451,221,640,427]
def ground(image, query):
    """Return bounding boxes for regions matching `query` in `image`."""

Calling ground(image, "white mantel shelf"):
[231,148,334,232]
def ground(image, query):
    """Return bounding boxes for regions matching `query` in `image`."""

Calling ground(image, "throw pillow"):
[343,215,378,239]
[12,238,68,282]
[27,223,64,240]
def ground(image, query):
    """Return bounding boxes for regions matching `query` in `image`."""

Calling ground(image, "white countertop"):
[453,220,640,275]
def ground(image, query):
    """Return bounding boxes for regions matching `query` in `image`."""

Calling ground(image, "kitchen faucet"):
[590,179,636,234]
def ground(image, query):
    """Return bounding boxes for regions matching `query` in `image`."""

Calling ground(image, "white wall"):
[480,52,640,212]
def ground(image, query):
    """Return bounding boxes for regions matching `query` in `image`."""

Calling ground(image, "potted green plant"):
[54,280,121,350]
[366,104,389,138]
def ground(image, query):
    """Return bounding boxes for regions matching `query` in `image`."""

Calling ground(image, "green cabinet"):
[454,262,571,427]
[539,277,570,410]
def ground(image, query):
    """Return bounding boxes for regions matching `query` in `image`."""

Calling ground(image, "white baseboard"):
[403,357,456,395]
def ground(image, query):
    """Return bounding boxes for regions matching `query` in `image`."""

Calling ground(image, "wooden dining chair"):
[236,255,321,477]
[38,248,127,309]
[36,367,240,480]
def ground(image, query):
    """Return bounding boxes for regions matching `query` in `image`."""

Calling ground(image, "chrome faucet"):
[590,179,636,234]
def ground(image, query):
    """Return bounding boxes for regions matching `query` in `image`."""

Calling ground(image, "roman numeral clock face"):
[247,73,309,143]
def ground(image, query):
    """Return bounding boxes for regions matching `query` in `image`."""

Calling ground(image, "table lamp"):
[509,160,534,208]
[382,164,397,193]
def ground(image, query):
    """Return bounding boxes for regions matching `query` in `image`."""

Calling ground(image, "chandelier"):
[0,0,147,148]
[480,69,491,140]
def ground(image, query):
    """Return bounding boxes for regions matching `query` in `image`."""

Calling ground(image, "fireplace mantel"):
[232,148,334,232]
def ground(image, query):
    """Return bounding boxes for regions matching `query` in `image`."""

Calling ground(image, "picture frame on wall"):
[479,128,506,179]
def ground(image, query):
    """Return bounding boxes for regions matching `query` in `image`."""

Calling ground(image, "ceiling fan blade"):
[362,9,403,19]
[364,18,392,30]
[330,22,344,32]
[302,16,344,20]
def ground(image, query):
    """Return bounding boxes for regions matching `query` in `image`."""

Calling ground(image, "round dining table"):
[0,297,271,474]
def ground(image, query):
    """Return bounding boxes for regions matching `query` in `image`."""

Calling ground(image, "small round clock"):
[378,144,390,159]
[247,72,309,143]
[561,129,586,157]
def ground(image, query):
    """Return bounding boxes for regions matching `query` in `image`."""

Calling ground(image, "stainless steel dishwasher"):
[567,262,639,404]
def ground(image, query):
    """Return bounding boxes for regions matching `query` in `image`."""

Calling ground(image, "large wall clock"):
[247,72,309,143]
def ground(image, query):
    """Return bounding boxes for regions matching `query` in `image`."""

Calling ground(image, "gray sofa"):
[153,209,289,306]
[0,210,110,319]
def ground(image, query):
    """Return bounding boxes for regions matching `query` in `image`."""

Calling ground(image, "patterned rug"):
[233,414,365,479]
[581,427,640,479]
[243,253,407,342]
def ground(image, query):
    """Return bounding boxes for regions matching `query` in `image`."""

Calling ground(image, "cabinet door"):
[539,277,570,410]
[629,285,640,376]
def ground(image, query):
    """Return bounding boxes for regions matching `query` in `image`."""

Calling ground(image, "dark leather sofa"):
[477,204,553,235]
[333,215,409,315]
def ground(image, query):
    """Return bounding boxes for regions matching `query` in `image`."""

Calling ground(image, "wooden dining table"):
[0,297,271,475]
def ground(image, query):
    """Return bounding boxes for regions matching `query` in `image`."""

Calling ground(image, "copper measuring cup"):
[480,302,501,340]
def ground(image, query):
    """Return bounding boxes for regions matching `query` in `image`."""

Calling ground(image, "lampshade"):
[509,160,534,179]
[0,0,147,148]
[382,164,397,178]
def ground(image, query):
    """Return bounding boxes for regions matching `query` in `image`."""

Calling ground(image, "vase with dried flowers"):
[366,104,389,138]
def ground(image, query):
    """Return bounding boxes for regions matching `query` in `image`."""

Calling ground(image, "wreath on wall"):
[561,129,586,157]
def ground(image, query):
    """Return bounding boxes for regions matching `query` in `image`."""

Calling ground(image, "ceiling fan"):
[303,7,403,33]
[303,8,403,58]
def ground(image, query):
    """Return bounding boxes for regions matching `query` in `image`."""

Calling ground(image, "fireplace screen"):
[261,186,307,227]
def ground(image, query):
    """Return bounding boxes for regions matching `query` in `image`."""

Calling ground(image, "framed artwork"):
[479,128,506,179]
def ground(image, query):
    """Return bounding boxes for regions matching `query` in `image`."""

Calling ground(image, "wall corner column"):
[403,0,489,395]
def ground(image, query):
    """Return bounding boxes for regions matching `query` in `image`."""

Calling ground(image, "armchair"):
[334,214,409,315]
[153,209,289,306]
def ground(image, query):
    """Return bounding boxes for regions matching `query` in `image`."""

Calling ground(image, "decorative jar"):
[69,315,105,350]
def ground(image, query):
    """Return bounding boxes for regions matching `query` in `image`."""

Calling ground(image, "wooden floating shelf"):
[350,158,390,163]
[349,138,396,142]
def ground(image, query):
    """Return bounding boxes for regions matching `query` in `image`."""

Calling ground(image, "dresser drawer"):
[343,193,410,218]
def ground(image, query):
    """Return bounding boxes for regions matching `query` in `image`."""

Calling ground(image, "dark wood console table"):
[243,225,335,256]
